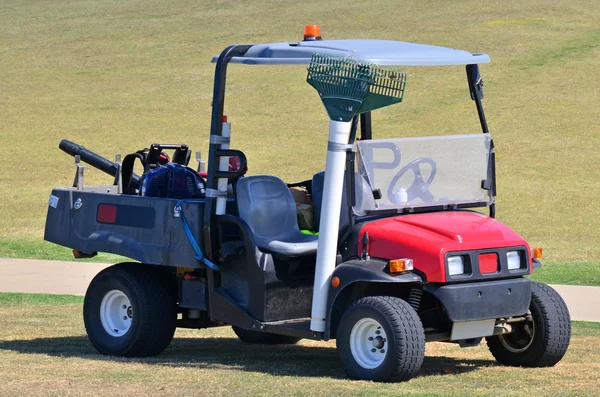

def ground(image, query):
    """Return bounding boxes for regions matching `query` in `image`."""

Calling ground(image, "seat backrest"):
[236,175,300,240]
[312,171,375,231]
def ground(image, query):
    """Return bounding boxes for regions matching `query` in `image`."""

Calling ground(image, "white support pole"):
[215,118,231,216]
[310,120,353,332]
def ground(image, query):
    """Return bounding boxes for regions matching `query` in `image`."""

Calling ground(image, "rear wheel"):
[84,263,177,357]
[486,282,571,367]
[336,296,425,382]
[232,326,301,345]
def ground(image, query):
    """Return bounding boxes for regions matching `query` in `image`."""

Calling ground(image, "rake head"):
[307,54,407,122]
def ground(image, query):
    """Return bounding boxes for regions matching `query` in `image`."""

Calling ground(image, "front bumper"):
[424,277,531,322]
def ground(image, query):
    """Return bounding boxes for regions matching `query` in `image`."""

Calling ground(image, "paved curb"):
[1,258,598,322]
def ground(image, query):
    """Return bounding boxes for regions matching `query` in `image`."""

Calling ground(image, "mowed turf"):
[1,0,599,284]
[0,293,597,397]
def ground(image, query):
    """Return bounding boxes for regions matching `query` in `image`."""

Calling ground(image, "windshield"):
[355,134,493,213]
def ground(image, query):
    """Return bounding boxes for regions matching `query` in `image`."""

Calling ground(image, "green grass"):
[0,238,126,264]
[0,293,598,397]
[0,292,83,306]
[0,0,599,284]
[574,321,600,331]
[530,261,600,286]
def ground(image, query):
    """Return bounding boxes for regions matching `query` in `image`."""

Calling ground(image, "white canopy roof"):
[212,40,490,66]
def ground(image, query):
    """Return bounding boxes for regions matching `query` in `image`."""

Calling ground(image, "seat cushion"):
[256,233,318,256]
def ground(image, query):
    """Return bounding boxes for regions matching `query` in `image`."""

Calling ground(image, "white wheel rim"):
[349,317,388,369]
[100,290,133,338]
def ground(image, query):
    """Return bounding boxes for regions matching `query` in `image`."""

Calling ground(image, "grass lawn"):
[530,260,600,286]
[0,293,598,397]
[0,238,126,264]
[1,0,599,284]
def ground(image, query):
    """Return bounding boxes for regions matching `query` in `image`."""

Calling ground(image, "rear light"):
[97,204,117,223]
[532,247,543,259]
[389,258,413,273]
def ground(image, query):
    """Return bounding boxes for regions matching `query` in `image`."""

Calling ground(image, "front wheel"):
[84,263,177,357]
[486,282,571,367]
[336,296,425,382]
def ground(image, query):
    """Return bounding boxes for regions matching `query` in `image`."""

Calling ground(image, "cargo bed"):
[44,187,208,268]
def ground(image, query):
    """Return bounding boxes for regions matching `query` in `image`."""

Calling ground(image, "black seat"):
[236,175,318,257]
[311,171,376,232]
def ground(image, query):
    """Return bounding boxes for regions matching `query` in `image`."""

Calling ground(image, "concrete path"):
[1,258,598,322]
[548,284,600,322]
[0,258,110,296]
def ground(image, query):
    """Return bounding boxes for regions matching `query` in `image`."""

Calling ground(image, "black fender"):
[324,259,423,339]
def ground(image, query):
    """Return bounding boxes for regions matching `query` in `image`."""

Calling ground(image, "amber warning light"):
[331,276,341,288]
[304,24,322,41]
[389,258,414,274]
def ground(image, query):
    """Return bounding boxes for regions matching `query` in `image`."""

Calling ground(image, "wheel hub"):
[350,318,388,369]
[99,289,133,338]
[499,317,535,353]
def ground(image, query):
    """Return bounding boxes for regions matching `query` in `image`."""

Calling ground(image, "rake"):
[306,53,407,122]
[306,54,407,332]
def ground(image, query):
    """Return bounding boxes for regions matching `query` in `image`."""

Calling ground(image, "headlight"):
[507,251,522,270]
[448,256,465,275]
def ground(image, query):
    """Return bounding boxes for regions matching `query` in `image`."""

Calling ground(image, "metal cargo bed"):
[44,187,206,268]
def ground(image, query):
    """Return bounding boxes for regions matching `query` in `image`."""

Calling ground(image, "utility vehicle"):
[44,26,571,382]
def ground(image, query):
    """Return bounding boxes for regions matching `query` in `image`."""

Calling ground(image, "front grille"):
[445,246,529,282]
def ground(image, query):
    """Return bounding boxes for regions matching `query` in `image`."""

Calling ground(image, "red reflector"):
[97,204,117,224]
[479,253,499,274]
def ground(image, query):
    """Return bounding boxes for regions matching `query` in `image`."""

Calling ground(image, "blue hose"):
[176,200,219,271]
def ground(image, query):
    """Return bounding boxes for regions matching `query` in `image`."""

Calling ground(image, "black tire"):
[84,263,177,357]
[232,326,301,345]
[336,296,425,382]
[486,282,571,367]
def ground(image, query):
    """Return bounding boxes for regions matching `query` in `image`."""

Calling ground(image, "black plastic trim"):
[213,149,247,179]
[340,116,359,248]
[359,112,372,140]
[324,259,423,338]
[466,64,488,134]
[215,214,259,259]
[363,201,488,217]
[424,277,531,322]
[180,279,208,310]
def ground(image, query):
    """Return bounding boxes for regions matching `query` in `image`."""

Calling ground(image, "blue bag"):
[141,163,206,199]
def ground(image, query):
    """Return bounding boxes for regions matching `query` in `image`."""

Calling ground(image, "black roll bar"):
[466,64,495,218]
[203,45,253,263]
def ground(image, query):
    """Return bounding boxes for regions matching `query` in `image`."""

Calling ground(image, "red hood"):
[359,211,529,282]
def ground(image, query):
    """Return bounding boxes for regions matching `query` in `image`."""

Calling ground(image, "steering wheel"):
[387,158,437,203]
